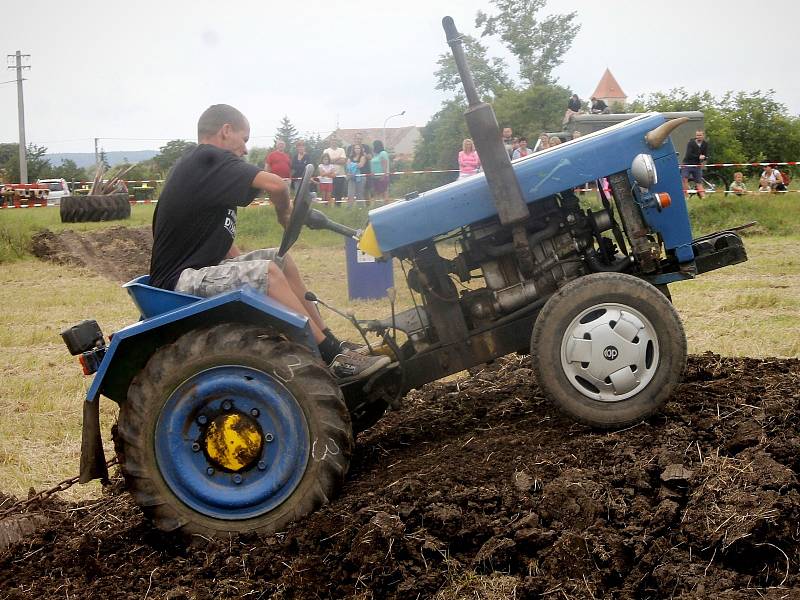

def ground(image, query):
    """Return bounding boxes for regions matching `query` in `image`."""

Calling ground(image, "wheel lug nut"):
[250,408,260,417]
[233,474,243,484]
[257,461,267,470]
[197,415,208,425]
[191,443,201,452]
[206,467,214,476]
[265,433,274,443]
[222,400,232,411]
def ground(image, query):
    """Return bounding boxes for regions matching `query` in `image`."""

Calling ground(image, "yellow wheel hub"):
[204,413,263,472]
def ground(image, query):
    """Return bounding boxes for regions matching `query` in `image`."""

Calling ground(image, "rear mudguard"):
[79,287,317,483]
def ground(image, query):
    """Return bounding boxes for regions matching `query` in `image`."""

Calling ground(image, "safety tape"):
[3,159,797,191]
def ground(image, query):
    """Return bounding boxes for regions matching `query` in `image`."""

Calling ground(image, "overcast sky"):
[3,0,799,155]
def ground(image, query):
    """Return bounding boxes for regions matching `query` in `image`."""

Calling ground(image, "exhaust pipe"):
[644,116,688,149]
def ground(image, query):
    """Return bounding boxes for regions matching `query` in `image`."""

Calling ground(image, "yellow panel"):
[358,223,383,258]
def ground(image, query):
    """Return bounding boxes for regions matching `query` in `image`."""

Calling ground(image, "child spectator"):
[549,136,562,147]
[729,172,747,196]
[458,139,481,179]
[317,154,336,206]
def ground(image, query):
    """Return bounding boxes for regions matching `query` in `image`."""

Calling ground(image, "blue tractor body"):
[368,113,693,263]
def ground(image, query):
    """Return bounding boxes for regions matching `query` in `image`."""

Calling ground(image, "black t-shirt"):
[149,144,261,290]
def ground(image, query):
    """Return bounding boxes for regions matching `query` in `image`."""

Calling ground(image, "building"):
[327,126,421,162]
[590,68,627,110]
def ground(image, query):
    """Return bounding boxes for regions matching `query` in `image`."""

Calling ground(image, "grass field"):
[0,193,797,501]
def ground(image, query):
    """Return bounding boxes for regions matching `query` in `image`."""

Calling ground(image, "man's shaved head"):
[197,104,248,140]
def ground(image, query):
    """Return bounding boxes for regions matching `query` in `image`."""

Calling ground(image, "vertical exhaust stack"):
[442,16,529,226]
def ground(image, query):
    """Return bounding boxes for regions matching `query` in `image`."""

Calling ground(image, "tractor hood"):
[362,113,692,262]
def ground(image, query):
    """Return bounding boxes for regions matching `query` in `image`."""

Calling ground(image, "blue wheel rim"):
[154,365,310,520]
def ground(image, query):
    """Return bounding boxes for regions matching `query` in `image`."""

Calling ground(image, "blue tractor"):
[61,17,747,537]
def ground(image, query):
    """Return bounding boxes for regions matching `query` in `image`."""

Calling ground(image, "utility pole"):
[7,51,30,183]
[94,137,99,167]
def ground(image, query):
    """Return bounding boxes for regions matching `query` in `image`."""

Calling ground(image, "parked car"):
[37,178,71,204]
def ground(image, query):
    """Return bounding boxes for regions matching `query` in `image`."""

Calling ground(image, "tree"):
[476,0,580,86]
[52,159,84,182]
[2,143,52,182]
[98,149,110,170]
[247,147,268,168]
[274,116,299,147]
[152,139,197,174]
[434,34,514,99]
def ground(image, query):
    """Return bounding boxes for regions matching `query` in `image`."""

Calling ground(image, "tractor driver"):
[148,104,389,383]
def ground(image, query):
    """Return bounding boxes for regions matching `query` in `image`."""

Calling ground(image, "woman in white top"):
[317,154,337,206]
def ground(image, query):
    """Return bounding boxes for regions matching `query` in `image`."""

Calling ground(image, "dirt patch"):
[1,354,798,599]
[31,227,152,283]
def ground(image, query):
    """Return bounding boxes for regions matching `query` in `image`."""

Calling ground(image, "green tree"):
[493,84,571,140]
[476,0,580,86]
[434,34,514,99]
[2,143,52,182]
[247,147,268,167]
[153,139,197,174]
[274,116,299,147]
[719,90,800,163]
[97,149,110,170]
[52,159,84,182]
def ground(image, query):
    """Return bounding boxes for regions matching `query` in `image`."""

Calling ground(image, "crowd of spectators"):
[263,134,392,206]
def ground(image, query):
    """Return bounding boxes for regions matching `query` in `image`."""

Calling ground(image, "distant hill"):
[44,150,158,169]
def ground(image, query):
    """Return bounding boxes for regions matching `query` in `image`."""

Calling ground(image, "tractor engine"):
[449,190,617,326]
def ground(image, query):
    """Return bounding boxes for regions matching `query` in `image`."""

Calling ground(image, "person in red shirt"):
[265,140,292,183]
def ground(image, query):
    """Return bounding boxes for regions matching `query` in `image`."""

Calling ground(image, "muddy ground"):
[31,226,153,283]
[3,229,799,599]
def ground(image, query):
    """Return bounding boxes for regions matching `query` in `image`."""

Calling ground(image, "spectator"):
[564,94,582,124]
[370,140,391,203]
[729,172,747,196]
[536,133,550,152]
[681,130,708,199]
[512,136,530,160]
[510,137,519,158]
[316,153,336,206]
[346,144,368,206]
[290,139,312,193]
[323,138,347,205]
[549,136,562,147]
[590,96,610,114]
[458,139,481,179]
[362,142,373,203]
[572,130,582,140]
[265,140,292,185]
[760,164,787,192]
[502,127,514,158]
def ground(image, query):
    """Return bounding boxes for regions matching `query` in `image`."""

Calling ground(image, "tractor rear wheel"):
[114,323,352,537]
[530,273,687,428]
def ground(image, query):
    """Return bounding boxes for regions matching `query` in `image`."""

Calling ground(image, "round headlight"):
[631,153,658,188]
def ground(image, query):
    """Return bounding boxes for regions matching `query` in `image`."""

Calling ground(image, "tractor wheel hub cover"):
[205,413,263,472]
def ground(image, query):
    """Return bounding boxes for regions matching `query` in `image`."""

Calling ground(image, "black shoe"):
[329,350,390,383]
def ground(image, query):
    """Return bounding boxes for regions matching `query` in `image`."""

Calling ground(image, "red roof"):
[591,68,626,99]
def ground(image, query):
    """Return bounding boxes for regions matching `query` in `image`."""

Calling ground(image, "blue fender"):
[86,285,317,405]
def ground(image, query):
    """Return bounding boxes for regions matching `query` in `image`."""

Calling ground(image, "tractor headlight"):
[631,153,658,189]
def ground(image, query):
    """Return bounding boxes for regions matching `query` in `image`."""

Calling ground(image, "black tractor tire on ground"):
[530,273,687,429]
[113,323,352,537]
[60,193,131,222]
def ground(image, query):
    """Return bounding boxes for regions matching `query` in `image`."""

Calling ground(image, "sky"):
[2,0,799,156]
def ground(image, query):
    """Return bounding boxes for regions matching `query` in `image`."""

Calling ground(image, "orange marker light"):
[656,193,671,209]
[78,355,91,376]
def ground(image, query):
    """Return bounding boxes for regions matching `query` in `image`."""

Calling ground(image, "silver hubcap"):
[560,303,659,402]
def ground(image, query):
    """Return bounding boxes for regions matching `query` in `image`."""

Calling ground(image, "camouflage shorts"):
[174,248,284,298]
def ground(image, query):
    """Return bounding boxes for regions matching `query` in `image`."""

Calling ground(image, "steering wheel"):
[277,163,315,258]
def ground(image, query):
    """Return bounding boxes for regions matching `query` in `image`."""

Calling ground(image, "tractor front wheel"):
[114,323,352,537]
[530,273,687,428]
